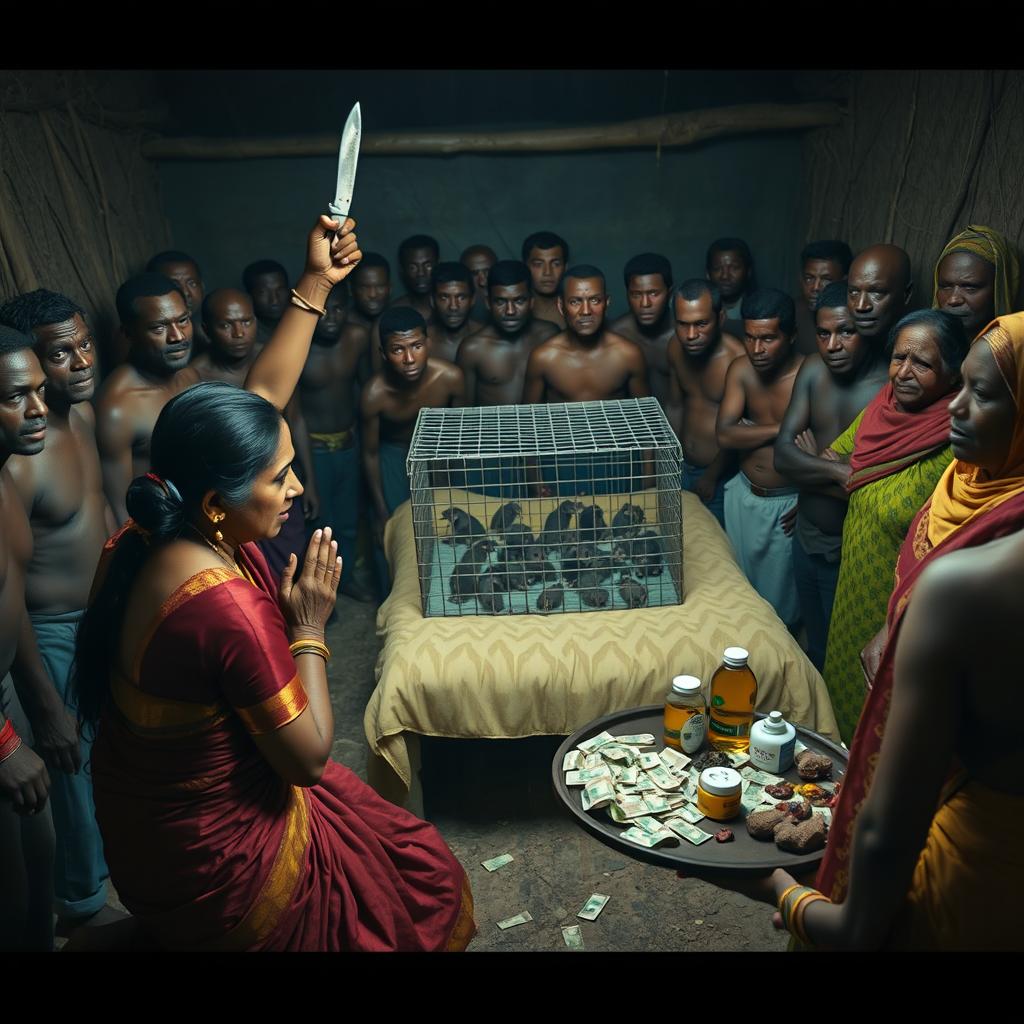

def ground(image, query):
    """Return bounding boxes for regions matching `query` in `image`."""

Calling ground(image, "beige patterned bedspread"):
[364,490,838,800]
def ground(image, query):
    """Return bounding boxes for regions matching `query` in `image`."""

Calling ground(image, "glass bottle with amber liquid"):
[707,647,757,753]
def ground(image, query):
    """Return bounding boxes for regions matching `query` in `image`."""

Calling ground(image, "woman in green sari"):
[811,310,969,742]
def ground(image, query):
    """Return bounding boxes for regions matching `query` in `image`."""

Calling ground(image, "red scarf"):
[816,489,1024,904]
[846,383,954,492]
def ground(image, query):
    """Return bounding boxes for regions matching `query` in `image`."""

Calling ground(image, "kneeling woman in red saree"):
[73,216,474,952]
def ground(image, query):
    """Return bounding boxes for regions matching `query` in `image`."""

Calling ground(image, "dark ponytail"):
[74,382,283,726]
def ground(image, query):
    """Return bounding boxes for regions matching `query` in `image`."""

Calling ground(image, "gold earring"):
[210,511,225,545]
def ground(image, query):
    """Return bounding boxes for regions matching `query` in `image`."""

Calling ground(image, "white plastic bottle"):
[749,711,796,774]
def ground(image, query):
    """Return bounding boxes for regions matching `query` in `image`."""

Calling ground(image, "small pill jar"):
[696,766,742,821]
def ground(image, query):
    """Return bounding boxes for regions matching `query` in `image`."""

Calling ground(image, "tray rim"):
[551,704,848,876]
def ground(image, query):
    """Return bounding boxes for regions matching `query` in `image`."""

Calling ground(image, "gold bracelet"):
[290,288,327,317]
[777,883,802,914]
[289,638,331,661]
[787,889,821,935]
[792,893,830,946]
[780,885,814,932]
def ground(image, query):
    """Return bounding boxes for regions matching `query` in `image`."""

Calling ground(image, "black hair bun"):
[125,474,185,541]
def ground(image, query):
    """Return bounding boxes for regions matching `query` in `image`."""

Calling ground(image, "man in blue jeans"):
[773,281,889,667]
[296,281,375,601]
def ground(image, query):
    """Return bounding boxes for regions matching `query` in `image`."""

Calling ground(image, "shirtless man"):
[94,273,200,524]
[147,249,209,352]
[847,244,914,346]
[0,291,121,931]
[458,260,559,407]
[774,281,889,668]
[347,252,391,331]
[192,286,321,575]
[391,235,439,324]
[611,252,677,414]
[717,288,804,631]
[666,279,745,528]
[427,262,485,363]
[522,230,569,329]
[370,238,439,373]
[793,240,852,355]
[454,261,557,497]
[706,237,756,337]
[297,281,373,600]
[523,265,649,495]
[461,243,497,320]
[361,307,464,552]
[243,258,290,344]
[0,326,56,950]
[191,288,261,386]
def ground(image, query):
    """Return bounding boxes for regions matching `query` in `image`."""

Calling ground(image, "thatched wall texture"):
[796,69,1024,310]
[0,71,170,367]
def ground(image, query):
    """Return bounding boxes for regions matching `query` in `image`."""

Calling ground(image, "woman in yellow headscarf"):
[728,313,1024,950]
[933,224,1021,341]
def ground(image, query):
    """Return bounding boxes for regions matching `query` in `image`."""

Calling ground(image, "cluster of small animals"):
[440,499,666,615]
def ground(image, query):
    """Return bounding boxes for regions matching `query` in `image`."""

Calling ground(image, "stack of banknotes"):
[563,730,832,849]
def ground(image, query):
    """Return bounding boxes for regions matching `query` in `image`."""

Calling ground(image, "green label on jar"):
[708,714,750,738]
[712,695,725,707]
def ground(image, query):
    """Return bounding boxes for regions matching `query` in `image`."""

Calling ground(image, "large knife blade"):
[328,102,361,223]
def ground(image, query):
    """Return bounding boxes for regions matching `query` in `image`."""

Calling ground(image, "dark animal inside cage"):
[407,399,683,616]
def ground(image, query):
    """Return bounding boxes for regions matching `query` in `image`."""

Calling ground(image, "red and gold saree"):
[91,539,474,951]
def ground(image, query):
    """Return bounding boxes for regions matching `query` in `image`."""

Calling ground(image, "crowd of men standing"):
[0,209,1017,949]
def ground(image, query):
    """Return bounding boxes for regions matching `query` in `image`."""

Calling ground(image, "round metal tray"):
[552,705,848,876]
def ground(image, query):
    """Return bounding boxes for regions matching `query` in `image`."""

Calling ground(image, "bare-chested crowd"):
[0,216,1017,947]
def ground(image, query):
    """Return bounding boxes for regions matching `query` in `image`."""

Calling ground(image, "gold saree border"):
[132,566,240,682]
[234,675,309,735]
[198,785,310,951]
[111,673,228,736]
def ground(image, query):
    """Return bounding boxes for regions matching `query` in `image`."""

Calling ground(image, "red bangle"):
[0,718,23,763]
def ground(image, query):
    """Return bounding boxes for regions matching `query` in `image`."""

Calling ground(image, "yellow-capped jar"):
[696,766,742,821]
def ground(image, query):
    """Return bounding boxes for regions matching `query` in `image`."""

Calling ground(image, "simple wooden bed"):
[364,490,838,812]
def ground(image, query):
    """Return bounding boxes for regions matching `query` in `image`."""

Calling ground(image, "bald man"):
[191,288,261,386]
[847,244,914,345]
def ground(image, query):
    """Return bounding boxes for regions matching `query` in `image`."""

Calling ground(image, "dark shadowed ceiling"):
[154,70,803,137]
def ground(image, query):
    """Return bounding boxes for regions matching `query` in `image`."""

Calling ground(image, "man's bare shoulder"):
[609,311,636,332]
[721,332,746,358]
[95,362,143,406]
[534,330,571,355]
[343,321,370,350]
[361,372,389,412]
[71,401,97,432]
[173,365,202,393]
[189,352,214,375]
[532,318,561,341]
[428,356,463,386]
[605,330,646,362]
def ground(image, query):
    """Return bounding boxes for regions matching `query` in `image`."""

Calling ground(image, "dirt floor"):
[326,594,787,954]
[87,591,786,953]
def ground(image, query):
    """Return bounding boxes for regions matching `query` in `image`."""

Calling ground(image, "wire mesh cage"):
[407,398,683,617]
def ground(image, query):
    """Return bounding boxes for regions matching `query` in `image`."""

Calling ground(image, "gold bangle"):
[289,639,331,661]
[290,288,327,317]
[792,893,830,946]
[787,890,821,936]
[781,885,814,932]
[777,883,802,914]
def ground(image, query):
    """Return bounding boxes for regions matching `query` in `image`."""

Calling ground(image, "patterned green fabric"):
[823,412,954,743]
